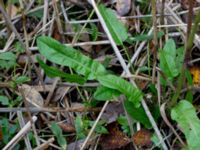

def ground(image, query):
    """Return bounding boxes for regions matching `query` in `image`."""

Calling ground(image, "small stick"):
[17,111,32,150]
[3,116,37,150]
[34,137,55,150]
[0,107,101,113]
[151,0,158,84]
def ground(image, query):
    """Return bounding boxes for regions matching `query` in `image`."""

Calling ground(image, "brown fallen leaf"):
[116,0,131,16]
[100,122,130,150]
[132,129,152,147]
[19,84,44,107]
[59,123,76,133]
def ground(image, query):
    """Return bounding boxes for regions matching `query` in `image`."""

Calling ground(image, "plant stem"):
[151,0,158,84]
[170,5,200,106]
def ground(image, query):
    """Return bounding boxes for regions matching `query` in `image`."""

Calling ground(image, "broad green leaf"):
[0,52,16,61]
[0,52,17,69]
[97,74,142,107]
[0,96,9,106]
[171,100,200,150]
[75,116,86,139]
[37,36,107,80]
[98,4,128,45]
[159,39,179,79]
[94,86,121,101]
[14,76,30,85]
[37,57,86,84]
[50,122,67,150]
[124,100,151,128]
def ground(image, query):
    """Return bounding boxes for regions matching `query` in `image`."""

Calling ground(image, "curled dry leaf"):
[132,129,152,147]
[116,0,131,16]
[19,84,44,107]
[59,123,76,133]
[100,122,130,150]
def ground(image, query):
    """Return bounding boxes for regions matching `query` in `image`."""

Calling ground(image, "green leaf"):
[159,39,179,79]
[171,100,200,150]
[98,4,128,45]
[117,115,130,134]
[75,116,86,139]
[90,23,98,41]
[14,76,30,85]
[97,74,142,107]
[128,31,164,43]
[50,122,67,150]
[37,36,107,80]
[37,57,86,84]
[90,121,108,134]
[124,100,151,128]
[0,52,17,69]
[0,52,16,60]
[28,9,44,19]
[0,96,9,106]
[14,42,25,53]
[94,86,121,101]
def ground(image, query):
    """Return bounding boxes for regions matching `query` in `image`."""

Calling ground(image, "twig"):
[34,137,55,150]
[17,111,32,150]
[3,116,37,150]
[89,1,168,150]
[0,107,101,113]
[42,0,49,35]
[39,137,61,149]
[151,0,158,84]
[185,0,193,61]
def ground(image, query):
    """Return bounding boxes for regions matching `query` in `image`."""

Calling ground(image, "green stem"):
[170,9,200,106]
